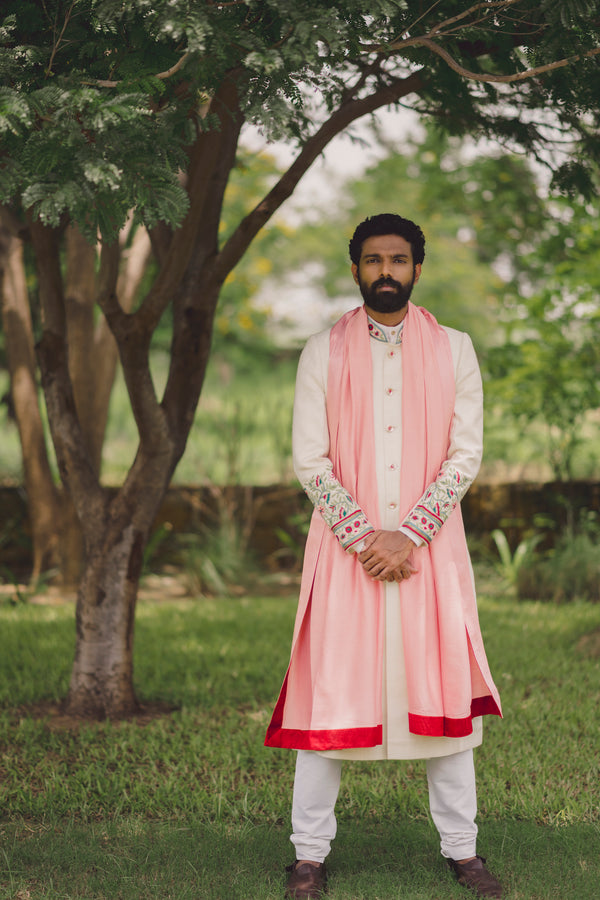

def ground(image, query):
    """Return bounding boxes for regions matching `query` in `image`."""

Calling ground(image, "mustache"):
[373,277,402,290]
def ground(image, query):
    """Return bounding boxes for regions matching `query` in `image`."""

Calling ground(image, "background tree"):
[1,0,599,718]
[486,198,600,479]
[0,148,288,579]
[0,214,153,581]
[261,127,600,479]
[259,126,551,349]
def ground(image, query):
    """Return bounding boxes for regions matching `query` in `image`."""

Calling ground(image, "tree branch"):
[425,0,528,40]
[214,70,424,281]
[363,0,598,86]
[133,69,244,332]
[28,217,105,527]
[0,226,60,577]
[96,268,164,450]
[46,1,76,77]
[156,53,190,81]
[161,77,246,451]
[97,240,121,307]
[0,205,30,241]
[414,36,600,84]
[93,52,190,88]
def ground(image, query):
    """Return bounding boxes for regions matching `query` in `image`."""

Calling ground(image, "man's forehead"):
[360,234,413,256]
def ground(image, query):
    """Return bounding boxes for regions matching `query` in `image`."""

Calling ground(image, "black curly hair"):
[349,214,426,266]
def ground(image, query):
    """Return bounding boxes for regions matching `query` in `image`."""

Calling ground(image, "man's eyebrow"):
[363,252,410,259]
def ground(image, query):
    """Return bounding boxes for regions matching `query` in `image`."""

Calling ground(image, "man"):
[265,214,503,899]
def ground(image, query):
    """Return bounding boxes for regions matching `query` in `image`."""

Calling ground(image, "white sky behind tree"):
[243,107,428,340]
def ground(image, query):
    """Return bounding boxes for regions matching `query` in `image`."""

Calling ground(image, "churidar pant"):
[291,748,478,863]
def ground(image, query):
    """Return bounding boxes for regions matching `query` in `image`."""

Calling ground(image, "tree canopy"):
[2,0,600,243]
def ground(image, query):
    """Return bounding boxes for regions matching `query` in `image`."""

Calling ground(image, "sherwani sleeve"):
[401,330,483,545]
[293,331,376,552]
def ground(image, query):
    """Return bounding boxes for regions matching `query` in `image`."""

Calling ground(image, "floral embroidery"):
[367,316,404,344]
[402,464,473,544]
[304,471,375,551]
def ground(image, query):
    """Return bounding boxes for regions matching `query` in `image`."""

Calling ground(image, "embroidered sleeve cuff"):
[304,471,375,551]
[401,464,473,544]
[398,526,423,547]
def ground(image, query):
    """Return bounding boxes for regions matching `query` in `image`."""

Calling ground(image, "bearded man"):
[265,213,503,899]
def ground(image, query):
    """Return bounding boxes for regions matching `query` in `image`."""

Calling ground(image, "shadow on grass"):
[2,818,599,899]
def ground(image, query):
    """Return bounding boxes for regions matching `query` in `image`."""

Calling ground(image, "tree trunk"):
[64,223,152,474]
[50,225,153,588]
[0,225,61,580]
[67,518,141,718]
[65,480,149,717]
[90,225,153,467]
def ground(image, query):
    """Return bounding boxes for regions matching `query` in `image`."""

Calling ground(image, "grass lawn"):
[1,585,599,898]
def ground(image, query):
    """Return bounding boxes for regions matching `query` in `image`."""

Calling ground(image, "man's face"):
[351,234,421,316]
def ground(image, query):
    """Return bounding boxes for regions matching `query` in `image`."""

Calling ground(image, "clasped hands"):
[357,530,418,583]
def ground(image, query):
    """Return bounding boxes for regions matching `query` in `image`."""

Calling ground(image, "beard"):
[358,274,415,313]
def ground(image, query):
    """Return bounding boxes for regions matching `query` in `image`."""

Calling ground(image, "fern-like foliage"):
[1,0,599,238]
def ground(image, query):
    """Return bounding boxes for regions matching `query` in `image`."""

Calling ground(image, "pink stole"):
[265,304,501,750]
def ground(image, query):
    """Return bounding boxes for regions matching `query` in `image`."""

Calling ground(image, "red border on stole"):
[265,723,383,751]
[408,696,502,738]
[264,672,383,750]
[265,672,502,749]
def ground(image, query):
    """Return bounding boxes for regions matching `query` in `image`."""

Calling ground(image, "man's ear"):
[414,263,422,284]
[351,263,359,285]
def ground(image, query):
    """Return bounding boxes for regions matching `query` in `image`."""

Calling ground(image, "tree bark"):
[67,492,139,718]
[0,224,61,580]
[66,437,179,716]
[0,212,153,587]
[91,224,153,464]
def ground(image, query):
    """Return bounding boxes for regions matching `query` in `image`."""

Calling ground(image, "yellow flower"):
[253,257,273,275]
[238,313,254,331]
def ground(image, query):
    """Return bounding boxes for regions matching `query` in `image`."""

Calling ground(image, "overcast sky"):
[242,106,423,217]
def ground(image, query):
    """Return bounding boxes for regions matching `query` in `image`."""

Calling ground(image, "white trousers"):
[291,748,478,863]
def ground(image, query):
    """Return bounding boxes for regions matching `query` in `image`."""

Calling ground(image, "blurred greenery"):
[515,510,600,603]
[1,130,599,486]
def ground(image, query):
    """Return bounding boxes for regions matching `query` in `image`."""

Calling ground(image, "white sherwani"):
[292,315,484,760]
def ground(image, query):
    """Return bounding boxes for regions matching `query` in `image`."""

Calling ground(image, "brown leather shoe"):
[448,855,503,898]
[284,861,327,898]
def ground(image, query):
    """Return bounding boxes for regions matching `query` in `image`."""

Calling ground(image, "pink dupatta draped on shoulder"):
[265,304,501,750]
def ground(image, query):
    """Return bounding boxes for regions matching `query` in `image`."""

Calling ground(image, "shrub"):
[517,513,600,603]
[178,486,260,597]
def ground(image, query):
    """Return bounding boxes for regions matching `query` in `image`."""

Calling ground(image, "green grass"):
[1,587,600,898]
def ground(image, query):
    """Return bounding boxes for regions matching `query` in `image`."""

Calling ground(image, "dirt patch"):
[12,699,179,732]
[576,628,600,659]
[2,571,300,607]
